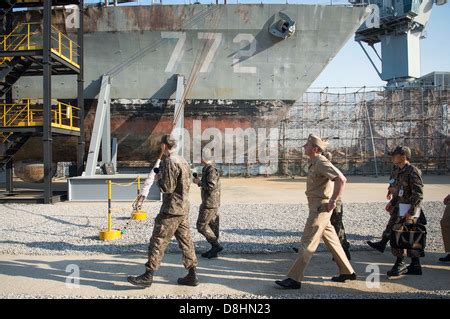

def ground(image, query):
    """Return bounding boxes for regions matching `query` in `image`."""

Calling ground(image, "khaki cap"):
[305,134,329,151]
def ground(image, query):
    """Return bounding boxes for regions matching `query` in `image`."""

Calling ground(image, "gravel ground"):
[0,201,446,256]
[1,291,449,299]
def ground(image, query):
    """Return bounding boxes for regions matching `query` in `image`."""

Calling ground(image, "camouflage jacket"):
[388,163,424,213]
[198,163,221,209]
[157,152,191,216]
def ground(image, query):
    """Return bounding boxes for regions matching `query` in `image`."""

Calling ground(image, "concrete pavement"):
[1,251,449,298]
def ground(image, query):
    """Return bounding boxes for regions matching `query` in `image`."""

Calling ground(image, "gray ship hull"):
[15,4,370,100]
[9,4,370,165]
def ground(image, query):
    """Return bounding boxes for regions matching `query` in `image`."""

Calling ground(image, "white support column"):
[111,137,118,171]
[173,74,185,157]
[85,75,111,176]
[101,94,111,165]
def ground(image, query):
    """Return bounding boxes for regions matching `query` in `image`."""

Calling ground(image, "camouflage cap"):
[161,134,177,148]
[388,145,411,158]
[305,134,329,151]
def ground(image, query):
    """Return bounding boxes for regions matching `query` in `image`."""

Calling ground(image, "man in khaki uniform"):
[439,194,450,262]
[293,151,351,260]
[127,135,198,288]
[276,134,356,289]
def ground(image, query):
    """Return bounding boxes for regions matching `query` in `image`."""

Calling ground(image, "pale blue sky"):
[87,1,450,87]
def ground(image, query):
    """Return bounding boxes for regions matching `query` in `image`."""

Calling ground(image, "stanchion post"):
[137,175,140,196]
[99,180,122,241]
[131,176,147,220]
[108,179,112,232]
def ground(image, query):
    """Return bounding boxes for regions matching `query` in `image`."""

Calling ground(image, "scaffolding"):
[279,86,450,176]
[0,1,84,203]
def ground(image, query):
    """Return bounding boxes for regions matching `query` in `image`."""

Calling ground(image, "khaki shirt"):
[305,154,340,201]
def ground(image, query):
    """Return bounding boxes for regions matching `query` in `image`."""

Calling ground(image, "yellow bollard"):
[131,175,147,220]
[99,180,122,241]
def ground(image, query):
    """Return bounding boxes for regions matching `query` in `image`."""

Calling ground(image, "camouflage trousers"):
[441,203,450,253]
[196,205,220,245]
[381,211,399,243]
[391,217,424,258]
[146,213,198,272]
[330,203,350,250]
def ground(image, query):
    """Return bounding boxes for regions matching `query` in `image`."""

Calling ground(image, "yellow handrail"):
[0,23,26,45]
[0,23,79,68]
[1,99,29,126]
[0,99,80,131]
[1,23,40,51]
[5,100,30,126]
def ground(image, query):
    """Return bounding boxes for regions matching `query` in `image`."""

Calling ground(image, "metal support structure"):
[4,7,14,194]
[357,41,381,79]
[101,92,111,165]
[77,0,85,176]
[1,1,83,203]
[84,75,111,176]
[43,0,53,204]
[111,137,118,170]
[173,74,185,157]
[5,158,13,193]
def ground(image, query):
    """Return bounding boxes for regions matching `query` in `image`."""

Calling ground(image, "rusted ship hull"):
[8,4,369,164]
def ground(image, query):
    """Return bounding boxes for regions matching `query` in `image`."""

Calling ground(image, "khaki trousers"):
[287,199,354,282]
[441,203,450,253]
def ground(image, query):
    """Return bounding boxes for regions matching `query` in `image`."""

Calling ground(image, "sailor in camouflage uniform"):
[367,165,401,253]
[384,146,425,277]
[193,148,223,259]
[128,135,199,288]
[324,152,351,260]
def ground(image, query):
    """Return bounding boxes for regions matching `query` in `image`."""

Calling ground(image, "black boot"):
[406,257,422,275]
[177,267,199,286]
[275,278,301,289]
[367,239,388,253]
[343,247,351,260]
[127,267,154,288]
[201,246,213,258]
[387,257,407,277]
[205,242,223,259]
[439,254,450,262]
[331,273,357,282]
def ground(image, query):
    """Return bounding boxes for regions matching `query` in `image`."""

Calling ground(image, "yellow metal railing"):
[0,23,40,63]
[50,25,80,68]
[0,23,79,68]
[0,99,80,132]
